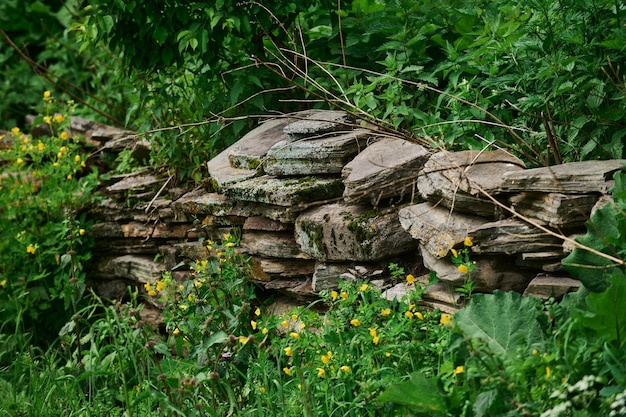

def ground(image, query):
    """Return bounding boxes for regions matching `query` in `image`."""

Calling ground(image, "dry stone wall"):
[81,111,626,315]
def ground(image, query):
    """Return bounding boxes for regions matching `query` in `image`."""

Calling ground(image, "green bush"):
[0,92,99,348]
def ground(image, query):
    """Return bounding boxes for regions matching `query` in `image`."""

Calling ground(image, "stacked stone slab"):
[77,111,626,316]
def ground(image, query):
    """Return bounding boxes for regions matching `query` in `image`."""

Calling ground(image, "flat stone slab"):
[90,255,166,284]
[240,231,312,259]
[171,190,234,217]
[342,137,430,206]
[295,203,417,261]
[91,222,199,240]
[208,116,311,189]
[243,216,293,231]
[249,256,316,281]
[468,218,562,255]
[224,175,344,207]
[420,247,534,292]
[509,192,599,228]
[498,160,626,194]
[523,275,581,300]
[264,129,373,176]
[417,150,525,218]
[398,202,485,258]
[283,110,352,141]
[227,117,306,170]
[106,173,166,193]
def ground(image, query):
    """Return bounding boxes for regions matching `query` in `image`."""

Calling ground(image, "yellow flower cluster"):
[144,280,167,297]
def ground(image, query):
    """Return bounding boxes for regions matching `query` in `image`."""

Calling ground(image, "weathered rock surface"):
[417,150,525,218]
[509,192,600,228]
[249,257,316,281]
[283,110,352,141]
[342,137,430,206]
[89,255,166,284]
[468,218,562,255]
[498,160,626,194]
[227,118,294,170]
[264,129,373,176]
[295,203,418,261]
[224,175,344,207]
[523,275,581,300]
[240,231,311,259]
[420,247,534,292]
[398,202,485,258]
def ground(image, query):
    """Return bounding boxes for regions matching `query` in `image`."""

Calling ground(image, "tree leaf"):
[455,291,546,358]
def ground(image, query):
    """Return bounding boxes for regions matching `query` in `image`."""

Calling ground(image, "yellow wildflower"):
[405,311,414,319]
[16,158,24,165]
[156,280,167,291]
[416,311,424,320]
[43,90,51,100]
[372,336,380,345]
[11,127,20,135]
[60,131,69,140]
[546,367,551,378]
[283,367,292,376]
[173,328,180,336]
[262,327,268,335]
[340,365,350,372]
[317,368,326,378]
[453,366,464,376]
[223,233,230,240]
[259,387,266,393]
[440,313,452,325]
[54,114,64,123]
[458,264,469,274]
[284,346,293,357]
[385,352,391,357]
[75,155,81,163]
[0,279,7,287]
[179,304,189,311]
[331,290,338,300]
[37,141,45,151]
[289,332,300,340]
[451,248,458,258]
[340,292,348,299]
[291,314,298,321]
[532,349,538,355]
[26,244,36,254]
[281,320,289,328]
[381,308,391,317]
[239,336,248,344]
[255,307,261,316]
[369,328,377,337]
[44,116,52,125]
[144,282,152,292]
[299,322,305,330]
[251,320,257,330]
[360,283,368,291]
[194,280,202,288]
[406,274,415,284]
[79,229,85,236]
[350,319,361,327]
[321,354,330,364]
[148,290,157,297]
[464,236,473,247]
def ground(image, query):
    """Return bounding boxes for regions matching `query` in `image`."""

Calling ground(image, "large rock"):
[523,274,581,300]
[509,192,599,228]
[420,247,534,292]
[249,257,316,281]
[398,202,485,258]
[240,231,312,259]
[498,159,626,194]
[467,218,562,255]
[295,203,417,261]
[224,175,344,207]
[283,110,352,141]
[207,116,311,189]
[342,137,430,206]
[264,129,373,176]
[88,255,166,284]
[417,149,525,218]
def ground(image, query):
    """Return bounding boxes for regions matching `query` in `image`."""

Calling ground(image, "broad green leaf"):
[573,271,626,347]
[455,291,546,358]
[377,372,447,412]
